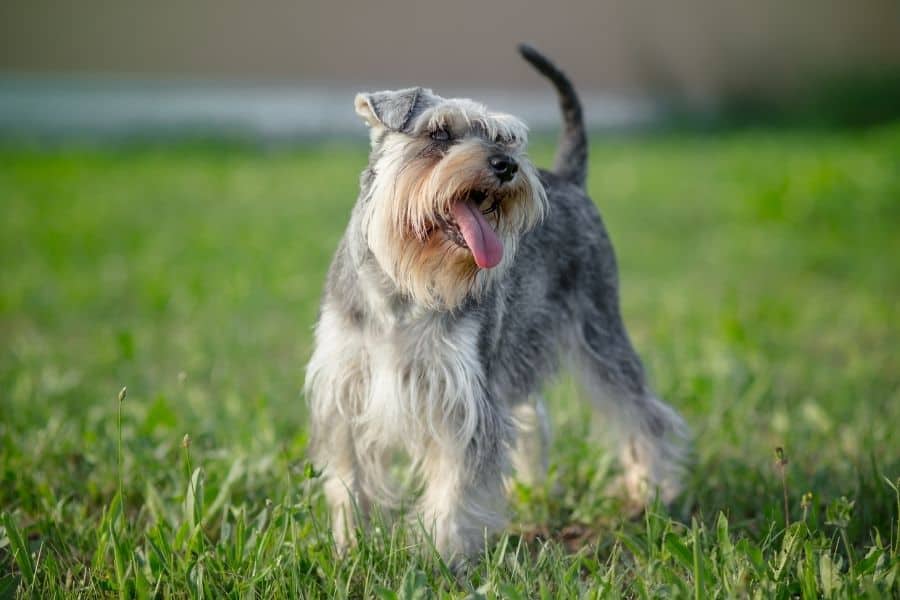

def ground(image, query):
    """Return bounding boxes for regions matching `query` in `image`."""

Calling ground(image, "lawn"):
[1,126,899,597]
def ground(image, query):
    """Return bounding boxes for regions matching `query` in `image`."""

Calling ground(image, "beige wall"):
[3,0,900,100]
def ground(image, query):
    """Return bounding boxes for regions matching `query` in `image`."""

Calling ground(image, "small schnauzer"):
[306,44,687,561]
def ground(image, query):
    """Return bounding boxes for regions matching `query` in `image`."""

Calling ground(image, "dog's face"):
[355,87,547,309]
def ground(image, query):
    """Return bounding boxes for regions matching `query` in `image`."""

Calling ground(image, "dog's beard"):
[364,138,547,309]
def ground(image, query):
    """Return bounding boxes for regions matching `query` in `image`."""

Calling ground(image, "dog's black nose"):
[489,154,518,182]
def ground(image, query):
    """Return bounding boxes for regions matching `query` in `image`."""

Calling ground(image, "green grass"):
[1,126,899,597]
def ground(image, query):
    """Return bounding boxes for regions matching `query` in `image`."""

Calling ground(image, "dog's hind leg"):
[569,316,688,508]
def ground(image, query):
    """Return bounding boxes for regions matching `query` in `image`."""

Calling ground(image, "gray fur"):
[355,87,440,132]
[306,45,687,563]
[518,43,588,188]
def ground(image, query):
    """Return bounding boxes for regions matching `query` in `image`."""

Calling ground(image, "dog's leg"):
[318,422,370,551]
[508,396,551,487]
[306,305,373,551]
[417,415,509,562]
[571,319,688,508]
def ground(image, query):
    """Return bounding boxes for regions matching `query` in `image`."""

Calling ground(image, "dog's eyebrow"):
[468,120,488,138]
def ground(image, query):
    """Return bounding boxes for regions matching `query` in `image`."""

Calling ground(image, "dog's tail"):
[518,43,588,189]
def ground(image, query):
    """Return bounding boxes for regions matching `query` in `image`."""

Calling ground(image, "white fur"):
[305,282,502,553]
[509,396,551,487]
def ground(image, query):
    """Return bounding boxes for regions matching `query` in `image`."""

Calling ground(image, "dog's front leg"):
[317,421,370,552]
[417,407,510,563]
[306,304,373,552]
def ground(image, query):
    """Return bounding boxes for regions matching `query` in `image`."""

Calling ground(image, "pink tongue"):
[451,201,503,269]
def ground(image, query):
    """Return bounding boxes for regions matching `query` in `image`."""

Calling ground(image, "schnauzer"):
[306,44,688,561]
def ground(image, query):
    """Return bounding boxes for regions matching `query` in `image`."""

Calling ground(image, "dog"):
[305,44,688,562]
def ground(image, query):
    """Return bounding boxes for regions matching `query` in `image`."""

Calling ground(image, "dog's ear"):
[355,87,432,131]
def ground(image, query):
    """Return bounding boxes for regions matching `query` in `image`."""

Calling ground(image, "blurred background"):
[2,3,900,595]
[3,0,900,140]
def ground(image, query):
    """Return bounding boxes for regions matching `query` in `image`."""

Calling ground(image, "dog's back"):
[475,46,628,395]
[478,44,687,522]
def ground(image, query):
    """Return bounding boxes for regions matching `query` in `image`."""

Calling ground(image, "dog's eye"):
[431,128,451,142]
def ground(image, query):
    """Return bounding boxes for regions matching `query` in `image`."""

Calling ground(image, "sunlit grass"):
[1,126,899,596]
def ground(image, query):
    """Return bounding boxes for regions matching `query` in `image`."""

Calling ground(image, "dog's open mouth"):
[435,190,504,269]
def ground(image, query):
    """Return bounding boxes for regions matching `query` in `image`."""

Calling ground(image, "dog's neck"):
[357,251,416,323]
[336,216,429,328]
[344,180,501,325]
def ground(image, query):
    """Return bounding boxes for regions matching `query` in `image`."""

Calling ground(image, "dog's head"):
[354,87,547,310]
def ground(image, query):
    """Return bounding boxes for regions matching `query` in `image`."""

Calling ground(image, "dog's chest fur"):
[314,257,489,455]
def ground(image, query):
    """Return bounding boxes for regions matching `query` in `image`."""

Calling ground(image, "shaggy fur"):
[306,44,688,561]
